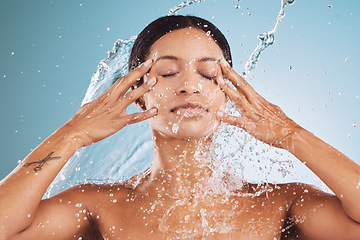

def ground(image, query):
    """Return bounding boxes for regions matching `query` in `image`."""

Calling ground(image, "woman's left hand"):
[216,59,301,150]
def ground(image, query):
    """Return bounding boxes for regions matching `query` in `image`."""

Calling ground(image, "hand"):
[64,59,157,147]
[215,59,301,150]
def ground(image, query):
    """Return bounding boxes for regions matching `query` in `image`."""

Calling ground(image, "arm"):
[0,59,157,240]
[289,128,360,223]
[215,58,360,236]
[286,183,360,239]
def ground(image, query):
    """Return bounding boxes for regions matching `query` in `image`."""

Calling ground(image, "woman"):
[1,15,360,239]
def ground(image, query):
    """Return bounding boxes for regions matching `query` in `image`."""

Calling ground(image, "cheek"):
[203,86,226,110]
[143,84,172,109]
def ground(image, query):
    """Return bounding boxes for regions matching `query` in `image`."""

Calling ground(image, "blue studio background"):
[0,0,359,182]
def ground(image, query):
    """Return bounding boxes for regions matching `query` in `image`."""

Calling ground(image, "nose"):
[175,71,201,95]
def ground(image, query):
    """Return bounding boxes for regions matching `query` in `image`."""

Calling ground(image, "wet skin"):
[2,28,360,240]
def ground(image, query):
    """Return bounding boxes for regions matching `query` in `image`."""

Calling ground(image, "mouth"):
[171,103,208,118]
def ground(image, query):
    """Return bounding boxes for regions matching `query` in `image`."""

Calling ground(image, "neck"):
[145,130,216,197]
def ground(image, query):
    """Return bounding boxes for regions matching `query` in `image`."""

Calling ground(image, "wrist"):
[282,124,306,153]
[55,124,85,152]
[285,126,315,156]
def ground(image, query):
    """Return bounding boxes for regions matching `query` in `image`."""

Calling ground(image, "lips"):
[171,103,207,117]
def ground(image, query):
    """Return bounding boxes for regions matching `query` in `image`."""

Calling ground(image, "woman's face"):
[143,27,227,140]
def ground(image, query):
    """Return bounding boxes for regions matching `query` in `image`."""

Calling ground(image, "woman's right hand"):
[64,59,157,147]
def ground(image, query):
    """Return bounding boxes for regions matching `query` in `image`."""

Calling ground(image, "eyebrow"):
[155,55,179,63]
[155,55,217,63]
[198,57,217,62]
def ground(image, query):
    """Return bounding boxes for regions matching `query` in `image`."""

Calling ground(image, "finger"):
[216,111,256,132]
[122,77,157,108]
[125,108,158,125]
[216,75,253,113]
[99,59,154,104]
[116,58,154,94]
[219,59,262,104]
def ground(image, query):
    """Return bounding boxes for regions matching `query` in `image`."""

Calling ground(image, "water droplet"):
[284,0,295,6]
[172,123,179,134]
[76,166,81,171]
[345,57,349,62]
[328,4,332,8]
[76,203,82,207]
[106,27,110,31]
[11,52,14,55]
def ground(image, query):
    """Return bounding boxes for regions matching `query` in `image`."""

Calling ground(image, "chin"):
[154,119,221,140]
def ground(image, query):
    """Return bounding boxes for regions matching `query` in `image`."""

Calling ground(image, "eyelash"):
[201,74,215,80]
[161,73,177,78]
[161,73,214,80]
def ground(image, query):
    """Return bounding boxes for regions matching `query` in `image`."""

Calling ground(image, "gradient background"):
[1,0,359,181]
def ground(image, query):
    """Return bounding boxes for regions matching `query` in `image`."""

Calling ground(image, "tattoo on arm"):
[23,151,61,172]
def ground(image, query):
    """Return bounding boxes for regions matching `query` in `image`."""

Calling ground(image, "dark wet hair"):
[129,15,232,87]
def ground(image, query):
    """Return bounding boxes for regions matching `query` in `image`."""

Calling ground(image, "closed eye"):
[200,73,215,80]
[161,73,177,78]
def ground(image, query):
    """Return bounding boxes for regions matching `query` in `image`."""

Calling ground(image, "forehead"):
[148,27,224,61]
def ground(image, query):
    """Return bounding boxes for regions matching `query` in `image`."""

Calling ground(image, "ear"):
[135,96,147,111]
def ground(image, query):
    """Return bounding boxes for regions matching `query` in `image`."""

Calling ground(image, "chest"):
[96,195,290,239]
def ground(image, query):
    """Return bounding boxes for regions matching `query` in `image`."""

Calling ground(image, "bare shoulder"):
[12,183,129,240]
[59,181,136,213]
[268,182,360,239]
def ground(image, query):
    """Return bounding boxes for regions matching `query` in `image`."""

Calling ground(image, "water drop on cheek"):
[172,123,179,134]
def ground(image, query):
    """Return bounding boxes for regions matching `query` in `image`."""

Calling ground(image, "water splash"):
[45,36,152,198]
[243,0,295,77]
[168,0,206,16]
[46,0,298,200]
[82,36,137,104]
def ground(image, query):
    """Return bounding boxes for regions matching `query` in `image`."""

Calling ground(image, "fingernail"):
[220,58,230,67]
[143,59,152,67]
[147,77,156,86]
[149,108,157,115]
[217,76,225,85]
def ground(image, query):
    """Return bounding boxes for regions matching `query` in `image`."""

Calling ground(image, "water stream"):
[242,0,295,77]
